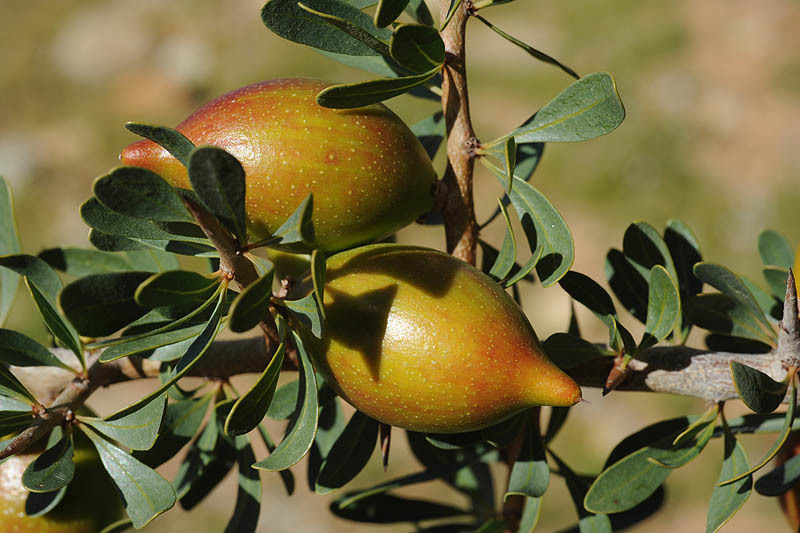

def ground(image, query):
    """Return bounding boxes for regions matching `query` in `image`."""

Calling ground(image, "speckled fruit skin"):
[312,244,582,433]
[120,78,437,252]
[0,435,123,532]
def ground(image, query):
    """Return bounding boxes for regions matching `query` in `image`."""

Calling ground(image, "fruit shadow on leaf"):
[325,284,398,381]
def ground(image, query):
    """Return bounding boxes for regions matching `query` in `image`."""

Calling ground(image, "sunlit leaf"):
[707,426,751,532]
[270,194,315,250]
[98,323,205,363]
[0,177,22,326]
[78,394,166,450]
[26,280,83,367]
[81,425,176,529]
[389,23,445,73]
[0,329,75,371]
[758,229,794,269]
[637,265,680,352]
[22,428,74,493]
[281,293,325,339]
[506,419,548,499]
[316,67,441,108]
[224,343,285,436]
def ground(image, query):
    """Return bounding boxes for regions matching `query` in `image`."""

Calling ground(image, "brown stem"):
[440,0,478,264]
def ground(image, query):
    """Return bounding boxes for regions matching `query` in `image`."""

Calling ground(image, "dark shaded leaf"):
[93,167,192,223]
[331,493,466,523]
[0,254,62,304]
[224,343,285,436]
[481,413,524,449]
[316,410,379,493]
[638,265,680,352]
[60,271,152,337]
[604,248,648,323]
[317,67,441,108]
[125,123,194,166]
[755,450,800,496]
[763,266,790,301]
[731,361,788,413]
[707,427,751,532]
[506,419,548,498]
[375,0,410,27]
[253,331,319,471]
[228,267,275,333]
[0,329,75,371]
[542,333,608,369]
[22,428,74,493]
[134,270,220,309]
[686,293,776,346]
[623,221,678,282]
[390,23,445,73]
[704,333,772,354]
[224,435,262,533]
[174,414,236,509]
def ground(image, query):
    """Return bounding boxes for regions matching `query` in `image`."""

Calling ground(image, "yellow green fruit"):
[0,433,123,532]
[120,78,437,252]
[313,244,582,433]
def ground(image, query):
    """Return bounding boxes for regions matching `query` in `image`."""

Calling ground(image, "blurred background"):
[1,0,799,531]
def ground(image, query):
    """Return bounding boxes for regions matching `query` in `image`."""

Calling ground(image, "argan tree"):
[0,1,798,532]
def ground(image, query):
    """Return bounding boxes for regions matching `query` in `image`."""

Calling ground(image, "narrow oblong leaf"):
[81,425,176,529]
[224,343,285,436]
[0,329,75,371]
[316,410,379,493]
[487,166,573,287]
[693,262,775,341]
[499,72,624,144]
[755,451,800,496]
[311,249,326,321]
[330,493,466,523]
[719,382,796,486]
[316,67,441,108]
[638,265,681,352]
[39,247,132,277]
[686,293,776,346]
[78,394,167,450]
[125,249,181,273]
[0,254,62,304]
[375,0,410,27]
[489,200,517,282]
[298,2,390,56]
[389,23,445,73]
[188,146,248,245]
[60,271,152,337]
[224,434,262,533]
[228,267,275,333]
[758,229,794,269]
[93,167,192,223]
[270,194,315,250]
[505,419,549,499]
[26,280,84,366]
[707,427,751,532]
[135,270,220,309]
[253,331,319,471]
[0,177,22,326]
[98,323,205,363]
[605,248,648,324]
[262,0,392,56]
[281,293,325,339]
[125,123,195,166]
[22,429,75,493]
[730,361,788,414]
[0,365,37,404]
[517,496,542,533]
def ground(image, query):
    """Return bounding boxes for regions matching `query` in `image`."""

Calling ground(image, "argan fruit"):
[312,244,582,433]
[120,78,437,252]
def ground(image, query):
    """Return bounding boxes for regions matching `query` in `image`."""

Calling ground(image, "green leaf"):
[133,394,213,468]
[517,496,542,532]
[26,280,84,367]
[262,0,392,56]
[440,0,462,31]
[106,284,227,420]
[474,15,579,79]
[0,329,75,371]
[604,248,648,324]
[622,221,679,283]
[253,331,319,471]
[758,229,794,269]
[405,0,434,25]
[308,397,347,489]
[60,271,152,337]
[720,382,796,485]
[638,265,681,352]
[375,0,410,27]
[389,24,445,73]
[496,72,624,144]
[558,270,623,348]
[316,410,379,493]
[647,412,716,468]
[224,343,285,436]
[0,177,22,326]
[78,394,166,450]
[707,427,751,532]
[298,2,390,57]
[730,361,788,414]
[693,262,775,342]
[743,276,782,321]
[22,428,74,493]
[685,293,776,346]
[482,413,524,449]
[25,486,68,518]
[763,266,790,301]
[0,254,62,304]
[126,249,181,273]
[281,293,325,339]
[411,111,445,161]
[224,434,262,533]
[489,200,517,282]
[542,332,608,369]
[125,123,195,166]
[270,194,315,250]
[81,425,176,529]
[489,169,573,287]
[188,146,248,245]
[99,323,205,363]
[330,493,466,523]
[39,247,132,277]
[316,67,442,108]
[134,270,220,309]
[93,167,192,223]
[755,449,800,496]
[267,379,299,420]
[228,269,275,333]
[311,249,327,320]
[506,419,549,499]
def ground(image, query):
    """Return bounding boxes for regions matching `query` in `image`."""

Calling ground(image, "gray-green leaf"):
[125,123,195,166]
[93,166,192,223]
